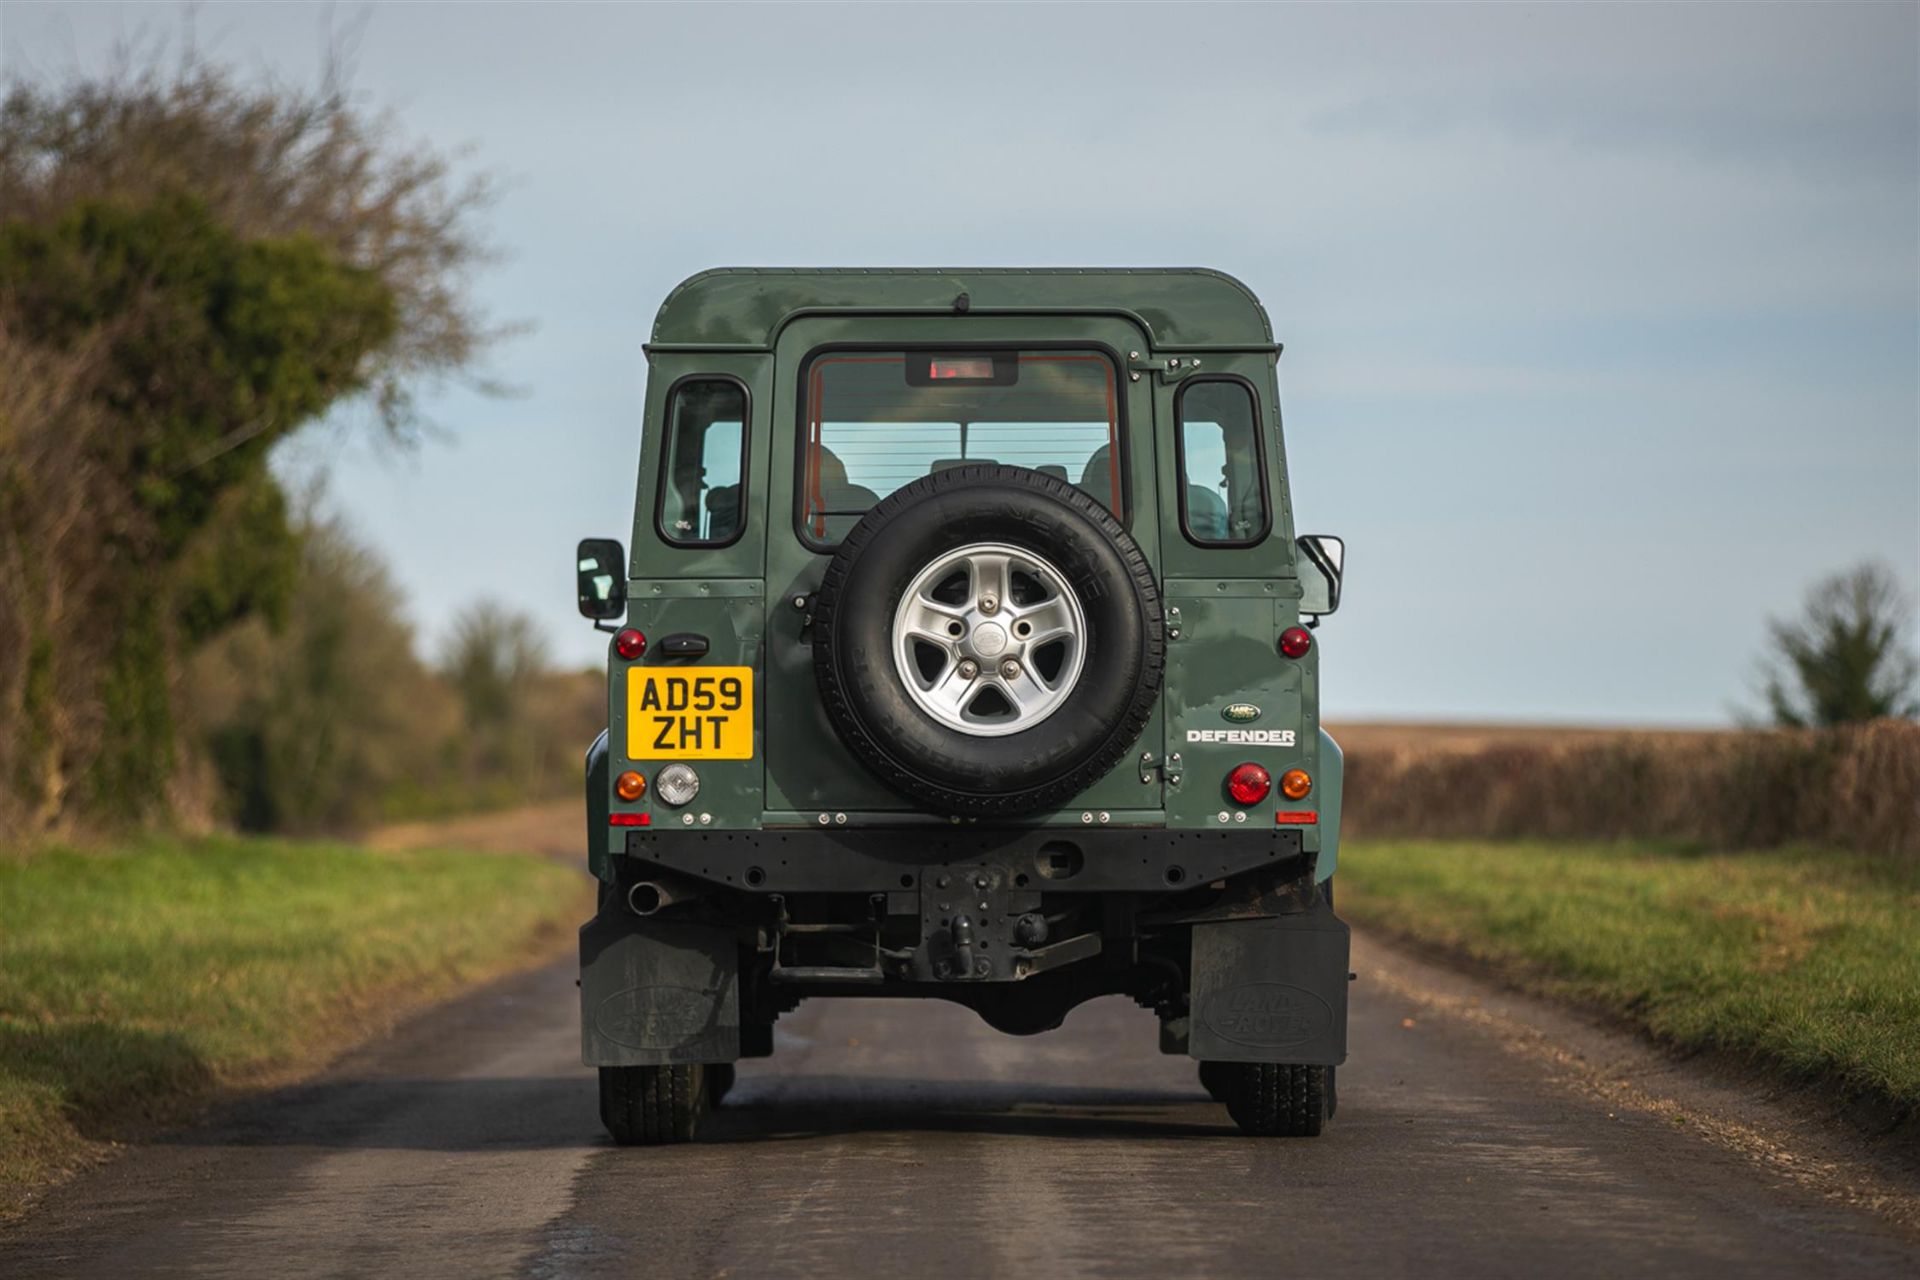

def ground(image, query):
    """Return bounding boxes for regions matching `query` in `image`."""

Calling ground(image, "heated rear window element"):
[1175,378,1269,546]
[658,378,748,546]
[801,350,1121,543]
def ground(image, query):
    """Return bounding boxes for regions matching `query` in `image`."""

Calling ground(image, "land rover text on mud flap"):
[574,269,1349,1143]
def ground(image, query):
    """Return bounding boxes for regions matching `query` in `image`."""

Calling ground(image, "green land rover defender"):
[574,268,1349,1143]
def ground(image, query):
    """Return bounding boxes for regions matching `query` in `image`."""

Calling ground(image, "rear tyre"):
[1221,1062,1329,1137]
[706,1062,736,1107]
[1198,1060,1234,1103]
[599,1064,705,1145]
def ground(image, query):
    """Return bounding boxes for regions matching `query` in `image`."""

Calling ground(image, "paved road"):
[5,933,1916,1279]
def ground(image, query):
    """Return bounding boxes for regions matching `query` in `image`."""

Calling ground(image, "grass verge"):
[0,834,587,1217]
[1340,840,1920,1118]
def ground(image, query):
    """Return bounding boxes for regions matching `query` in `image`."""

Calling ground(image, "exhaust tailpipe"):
[627,876,702,916]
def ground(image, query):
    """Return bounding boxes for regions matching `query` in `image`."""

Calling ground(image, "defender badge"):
[1222,703,1262,724]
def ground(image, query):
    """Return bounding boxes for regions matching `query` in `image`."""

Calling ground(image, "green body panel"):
[597,267,1337,875]
[1149,353,1297,580]
[586,730,610,879]
[650,268,1274,351]
[603,589,766,855]
[1160,589,1319,831]
[1315,728,1344,881]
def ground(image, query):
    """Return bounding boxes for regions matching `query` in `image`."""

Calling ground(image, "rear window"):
[658,378,748,546]
[1175,378,1269,546]
[801,350,1121,543]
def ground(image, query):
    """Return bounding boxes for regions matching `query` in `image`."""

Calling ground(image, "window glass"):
[1177,380,1268,545]
[802,351,1120,542]
[658,380,747,545]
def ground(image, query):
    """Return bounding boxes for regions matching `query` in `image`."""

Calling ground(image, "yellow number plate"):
[626,667,754,760]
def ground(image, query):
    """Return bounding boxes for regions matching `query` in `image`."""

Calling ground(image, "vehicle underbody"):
[582,827,1348,1076]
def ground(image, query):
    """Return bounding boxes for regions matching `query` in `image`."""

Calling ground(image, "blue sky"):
[5,2,1916,724]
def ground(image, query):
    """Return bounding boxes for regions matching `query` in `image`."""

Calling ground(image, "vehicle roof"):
[649,268,1275,351]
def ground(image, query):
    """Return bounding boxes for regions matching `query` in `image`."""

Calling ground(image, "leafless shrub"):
[1,50,509,435]
[0,318,138,833]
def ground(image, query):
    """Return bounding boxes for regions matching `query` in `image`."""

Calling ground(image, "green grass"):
[0,834,587,1216]
[1340,840,1920,1114]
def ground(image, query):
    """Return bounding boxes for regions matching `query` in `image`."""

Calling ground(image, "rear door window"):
[658,377,748,546]
[800,350,1122,544]
[1175,378,1269,546]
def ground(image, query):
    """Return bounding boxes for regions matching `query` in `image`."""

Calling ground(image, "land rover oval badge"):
[1222,703,1262,724]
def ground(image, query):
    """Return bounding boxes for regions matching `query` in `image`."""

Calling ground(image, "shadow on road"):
[152,1072,1230,1152]
[706,1074,1231,1143]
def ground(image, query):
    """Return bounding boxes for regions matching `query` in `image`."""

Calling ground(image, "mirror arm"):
[592,618,623,634]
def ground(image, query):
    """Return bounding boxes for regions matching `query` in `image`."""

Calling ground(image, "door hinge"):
[1127,351,1203,384]
[1140,750,1183,786]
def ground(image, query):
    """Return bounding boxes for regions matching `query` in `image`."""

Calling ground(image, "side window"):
[657,378,748,546]
[1176,379,1269,546]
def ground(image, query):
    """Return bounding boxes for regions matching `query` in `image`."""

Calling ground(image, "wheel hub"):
[970,621,1009,657]
[891,541,1087,736]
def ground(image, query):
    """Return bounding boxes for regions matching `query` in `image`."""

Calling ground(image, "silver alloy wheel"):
[891,541,1088,737]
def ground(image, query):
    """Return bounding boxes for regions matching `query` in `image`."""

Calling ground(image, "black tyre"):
[1198,1060,1234,1103]
[707,1062,736,1107]
[1221,1062,1329,1137]
[599,1064,705,1145]
[812,465,1164,816]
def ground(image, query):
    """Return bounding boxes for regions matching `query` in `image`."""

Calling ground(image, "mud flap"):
[579,913,739,1067]
[1187,902,1349,1066]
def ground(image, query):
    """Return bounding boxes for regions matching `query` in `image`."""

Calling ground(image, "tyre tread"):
[599,1064,704,1145]
[1221,1062,1327,1137]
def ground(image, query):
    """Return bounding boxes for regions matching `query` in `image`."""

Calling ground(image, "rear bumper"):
[618,826,1305,895]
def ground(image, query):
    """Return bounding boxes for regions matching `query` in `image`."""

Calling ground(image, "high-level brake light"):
[614,628,648,660]
[1279,626,1313,659]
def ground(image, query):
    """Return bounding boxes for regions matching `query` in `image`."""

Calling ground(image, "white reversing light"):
[655,764,701,807]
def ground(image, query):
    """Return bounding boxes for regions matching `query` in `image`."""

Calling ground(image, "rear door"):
[760,314,1166,822]
[1152,358,1311,828]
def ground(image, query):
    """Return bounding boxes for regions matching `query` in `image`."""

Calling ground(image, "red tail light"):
[1227,762,1272,805]
[1279,626,1313,659]
[614,628,647,660]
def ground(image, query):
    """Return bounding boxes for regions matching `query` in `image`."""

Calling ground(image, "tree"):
[0,53,500,831]
[1761,562,1920,727]
[440,602,552,776]
[188,517,458,833]
[0,54,504,432]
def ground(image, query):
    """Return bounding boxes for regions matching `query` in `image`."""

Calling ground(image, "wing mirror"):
[577,538,627,624]
[1296,534,1344,618]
